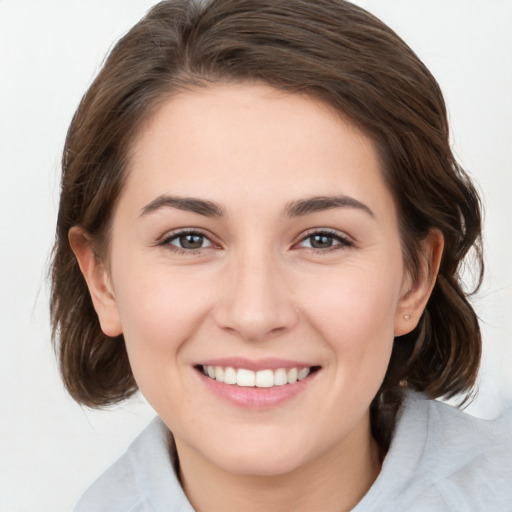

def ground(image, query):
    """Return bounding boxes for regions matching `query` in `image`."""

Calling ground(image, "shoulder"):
[73,417,193,512]
[409,393,512,507]
[355,391,512,511]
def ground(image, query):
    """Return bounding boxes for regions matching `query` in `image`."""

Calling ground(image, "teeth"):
[237,368,255,387]
[274,368,288,386]
[298,367,310,380]
[224,367,237,385]
[287,367,298,384]
[255,369,274,388]
[202,365,313,387]
[214,366,224,381]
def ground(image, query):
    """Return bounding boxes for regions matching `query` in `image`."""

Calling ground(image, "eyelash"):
[159,229,214,255]
[296,229,354,252]
[159,228,354,254]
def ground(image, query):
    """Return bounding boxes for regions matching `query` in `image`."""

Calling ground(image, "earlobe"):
[394,229,444,336]
[68,227,123,337]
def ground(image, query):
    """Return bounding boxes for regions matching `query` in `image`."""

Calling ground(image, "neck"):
[174,421,381,512]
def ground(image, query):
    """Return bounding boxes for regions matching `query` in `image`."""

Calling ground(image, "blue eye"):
[165,231,213,250]
[299,231,352,250]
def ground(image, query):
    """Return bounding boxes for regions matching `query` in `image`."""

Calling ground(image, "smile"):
[199,365,316,388]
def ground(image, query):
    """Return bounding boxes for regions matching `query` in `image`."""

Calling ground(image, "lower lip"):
[197,370,318,410]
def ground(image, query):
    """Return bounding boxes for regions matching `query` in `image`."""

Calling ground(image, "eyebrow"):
[139,195,225,218]
[284,195,374,218]
[139,193,374,219]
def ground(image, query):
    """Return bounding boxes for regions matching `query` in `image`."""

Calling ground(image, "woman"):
[50,0,511,510]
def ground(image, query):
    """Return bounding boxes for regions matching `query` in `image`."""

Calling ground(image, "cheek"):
[306,261,401,329]
[300,261,402,374]
[111,263,218,416]
[111,259,214,369]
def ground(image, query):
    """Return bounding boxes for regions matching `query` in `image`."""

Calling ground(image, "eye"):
[298,230,353,250]
[163,230,213,251]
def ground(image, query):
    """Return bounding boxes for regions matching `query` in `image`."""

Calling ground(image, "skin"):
[71,83,443,511]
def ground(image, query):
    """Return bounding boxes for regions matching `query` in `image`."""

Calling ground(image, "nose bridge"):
[215,241,297,340]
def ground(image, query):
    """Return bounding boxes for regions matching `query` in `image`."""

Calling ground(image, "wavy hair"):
[50,0,483,451]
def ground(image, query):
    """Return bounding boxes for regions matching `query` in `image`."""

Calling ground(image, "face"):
[82,83,428,478]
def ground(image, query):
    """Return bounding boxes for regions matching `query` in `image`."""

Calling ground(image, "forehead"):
[122,82,394,218]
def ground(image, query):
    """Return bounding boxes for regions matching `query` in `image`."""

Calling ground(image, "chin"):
[194,424,323,478]
[213,448,307,478]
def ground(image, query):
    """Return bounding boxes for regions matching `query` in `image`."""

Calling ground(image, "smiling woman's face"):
[74,83,434,479]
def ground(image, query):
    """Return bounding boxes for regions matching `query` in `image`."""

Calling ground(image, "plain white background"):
[0,1,511,511]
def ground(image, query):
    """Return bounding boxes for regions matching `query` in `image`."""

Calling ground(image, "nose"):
[213,249,299,342]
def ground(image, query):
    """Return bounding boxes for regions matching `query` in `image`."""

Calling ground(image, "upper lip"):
[195,357,317,372]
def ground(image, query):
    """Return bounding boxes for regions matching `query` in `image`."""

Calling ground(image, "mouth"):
[195,364,321,389]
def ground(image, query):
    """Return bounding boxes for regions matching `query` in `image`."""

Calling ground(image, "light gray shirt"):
[74,391,512,511]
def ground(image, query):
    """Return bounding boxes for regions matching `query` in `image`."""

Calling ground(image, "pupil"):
[180,234,203,249]
[311,234,332,248]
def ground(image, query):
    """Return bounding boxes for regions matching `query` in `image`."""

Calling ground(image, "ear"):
[68,227,123,337]
[394,229,444,336]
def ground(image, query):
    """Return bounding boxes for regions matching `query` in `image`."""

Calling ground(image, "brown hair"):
[50,0,483,450]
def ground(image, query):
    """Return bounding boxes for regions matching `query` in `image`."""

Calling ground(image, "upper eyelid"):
[161,227,211,240]
[157,227,354,248]
[297,228,353,243]
[158,228,218,248]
